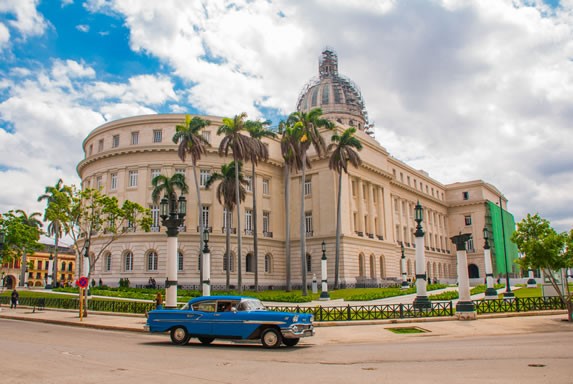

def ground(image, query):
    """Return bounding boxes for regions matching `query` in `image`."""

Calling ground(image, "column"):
[452,233,476,320]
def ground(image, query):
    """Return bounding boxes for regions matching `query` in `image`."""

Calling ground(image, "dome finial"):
[319,48,338,79]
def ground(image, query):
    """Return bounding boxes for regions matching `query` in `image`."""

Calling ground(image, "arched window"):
[223,251,235,272]
[264,253,272,273]
[103,252,111,272]
[246,253,254,273]
[306,253,312,273]
[124,251,133,272]
[379,255,385,278]
[178,251,183,271]
[68,262,73,272]
[369,254,376,278]
[147,251,158,271]
[358,253,365,277]
[61,262,66,271]
[468,264,480,278]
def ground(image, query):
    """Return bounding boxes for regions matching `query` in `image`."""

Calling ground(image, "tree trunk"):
[300,152,307,296]
[285,166,291,291]
[225,209,231,290]
[54,232,59,288]
[334,171,342,289]
[235,159,243,293]
[192,163,204,288]
[252,161,259,290]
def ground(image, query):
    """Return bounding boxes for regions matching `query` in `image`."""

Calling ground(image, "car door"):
[211,301,244,337]
[186,300,216,336]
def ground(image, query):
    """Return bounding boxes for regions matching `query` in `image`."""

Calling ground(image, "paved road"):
[1,316,572,384]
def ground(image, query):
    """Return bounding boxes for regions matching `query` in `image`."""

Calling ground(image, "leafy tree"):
[0,210,43,284]
[245,119,276,290]
[512,213,573,321]
[38,178,73,287]
[217,112,260,293]
[328,127,363,289]
[206,161,248,289]
[173,115,211,284]
[286,108,334,295]
[14,210,43,286]
[278,119,306,291]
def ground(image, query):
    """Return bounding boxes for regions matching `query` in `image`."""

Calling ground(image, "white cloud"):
[0,22,9,47]
[0,0,47,37]
[76,24,89,32]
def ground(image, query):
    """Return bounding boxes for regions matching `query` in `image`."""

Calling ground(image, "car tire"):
[170,326,190,345]
[261,328,282,348]
[283,338,300,347]
[198,337,214,345]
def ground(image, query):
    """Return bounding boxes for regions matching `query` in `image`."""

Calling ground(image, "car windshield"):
[237,299,266,311]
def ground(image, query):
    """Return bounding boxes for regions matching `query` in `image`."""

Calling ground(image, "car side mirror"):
[231,307,237,313]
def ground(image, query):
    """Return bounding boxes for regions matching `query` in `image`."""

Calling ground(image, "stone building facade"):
[76,49,517,289]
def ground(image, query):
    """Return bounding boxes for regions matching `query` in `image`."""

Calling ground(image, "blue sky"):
[1,0,572,235]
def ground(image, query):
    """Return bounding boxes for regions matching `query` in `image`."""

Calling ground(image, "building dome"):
[296,49,370,131]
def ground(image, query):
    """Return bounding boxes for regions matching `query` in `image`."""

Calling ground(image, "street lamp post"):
[498,198,514,298]
[160,194,187,308]
[201,229,211,296]
[483,227,498,299]
[451,232,476,320]
[412,201,431,310]
[400,242,409,289]
[45,253,54,289]
[319,241,330,300]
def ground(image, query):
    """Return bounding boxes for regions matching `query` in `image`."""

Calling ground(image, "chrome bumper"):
[281,324,315,339]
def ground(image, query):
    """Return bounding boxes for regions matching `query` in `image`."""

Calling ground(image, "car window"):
[192,301,216,312]
[217,302,232,312]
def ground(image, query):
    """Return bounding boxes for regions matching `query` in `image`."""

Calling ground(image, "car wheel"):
[170,326,190,345]
[261,328,282,348]
[283,338,300,347]
[198,337,214,345]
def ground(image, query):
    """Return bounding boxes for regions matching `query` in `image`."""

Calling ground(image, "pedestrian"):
[10,289,19,309]
[155,292,163,309]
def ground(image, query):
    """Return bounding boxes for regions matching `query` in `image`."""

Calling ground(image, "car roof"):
[188,295,256,304]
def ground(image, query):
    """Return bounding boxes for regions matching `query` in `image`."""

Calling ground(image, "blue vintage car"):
[144,295,314,348]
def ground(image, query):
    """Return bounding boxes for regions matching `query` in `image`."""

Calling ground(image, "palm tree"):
[287,108,334,295]
[205,161,248,289]
[278,119,307,291]
[217,112,260,293]
[245,119,276,290]
[151,173,189,205]
[328,127,363,289]
[15,210,43,287]
[173,115,211,284]
[38,179,72,287]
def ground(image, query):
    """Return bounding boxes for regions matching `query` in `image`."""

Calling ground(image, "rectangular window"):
[131,131,139,145]
[466,237,474,252]
[178,252,183,271]
[88,144,93,156]
[150,204,160,231]
[223,208,233,230]
[128,170,138,187]
[200,170,210,187]
[112,134,120,148]
[96,176,103,190]
[201,205,210,227]
[245,209,253,232]
[150,168,161,184]
[262,178,270,195]
[245,176,252,192]
[110,173,117,190]
[464,215,472,226]
[175,168,185,175]
[124,253,133,272]
[201,130,210,143]
[98,139,104,152]
[263,211,270,233]
[463,191,469,200]
[153,129,162,143]
[305,212,313,235]
[304,178,311,196]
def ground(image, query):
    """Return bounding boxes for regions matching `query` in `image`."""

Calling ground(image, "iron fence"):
[0,295,566,320]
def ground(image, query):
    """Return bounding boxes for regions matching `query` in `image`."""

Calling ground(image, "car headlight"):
[292,325,299,333]
[293,315,299,322]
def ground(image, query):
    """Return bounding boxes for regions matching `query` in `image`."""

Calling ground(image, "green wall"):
[486,201,519,275]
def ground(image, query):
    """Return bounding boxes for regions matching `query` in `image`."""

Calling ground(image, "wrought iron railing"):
[0,296,565,320]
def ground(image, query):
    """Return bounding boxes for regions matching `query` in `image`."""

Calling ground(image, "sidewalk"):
[0,302,569,345]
